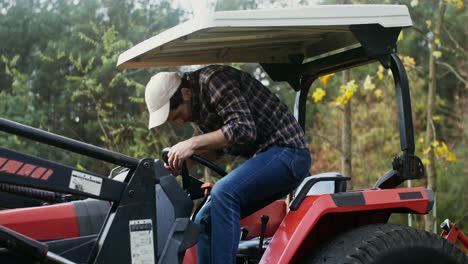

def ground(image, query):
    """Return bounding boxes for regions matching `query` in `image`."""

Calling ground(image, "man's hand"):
[167,138,195,172]
[164,149,221,177]
[163,164,181,176]
[164,129,228,176]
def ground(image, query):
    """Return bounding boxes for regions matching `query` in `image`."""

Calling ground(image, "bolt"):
[128,190,135,197]
[143,162,150,168]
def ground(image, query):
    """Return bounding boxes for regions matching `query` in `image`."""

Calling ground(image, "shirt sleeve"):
[206,71,257,148]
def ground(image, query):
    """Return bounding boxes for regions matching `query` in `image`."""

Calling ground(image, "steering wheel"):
[161,148,227,199]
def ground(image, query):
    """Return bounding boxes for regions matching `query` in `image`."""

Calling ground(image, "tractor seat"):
[294,172,347,196]
[236,173,347,258]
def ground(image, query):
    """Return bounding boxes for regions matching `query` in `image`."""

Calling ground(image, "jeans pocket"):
[291,150,312,181]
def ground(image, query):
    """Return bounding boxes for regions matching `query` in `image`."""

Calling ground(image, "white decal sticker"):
[129,219,155,264]
[69,170,102,196]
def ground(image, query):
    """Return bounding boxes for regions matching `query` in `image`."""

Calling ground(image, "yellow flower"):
[334,97,345,105]
[457,0,464,9]
[425,140,457,162]
[312,87,326,103]
[402,56,416,67]
[347,80,358,92]
[374,89,383,98]
[421,158,431,165]
[434,142,449,158]
[333,80,357,105]
[422,146,431,154]
[319,73,335,86]
[441,142,450,152]
[426,20,432,29]
[398,31,404,41]
[446,151,457,162]
[377,65,385,80]
[433,50,442,59]
[434,38,441,45]
[432,115,442,121]
[344,89,354,100]
[363,75,376,91]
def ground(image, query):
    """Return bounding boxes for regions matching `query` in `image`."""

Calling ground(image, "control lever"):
[161,147,170,164]
[240,228,249,240]
[0,225,48,260]
[257,214,269,261]
[0,225,75,264]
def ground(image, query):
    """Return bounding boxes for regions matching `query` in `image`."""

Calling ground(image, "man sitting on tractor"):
[144,65,311,264]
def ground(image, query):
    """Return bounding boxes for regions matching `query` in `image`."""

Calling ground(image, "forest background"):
[0,0,466,234]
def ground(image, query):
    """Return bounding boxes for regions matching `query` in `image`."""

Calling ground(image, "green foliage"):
[0,0,184,173]
[435,145,467,232]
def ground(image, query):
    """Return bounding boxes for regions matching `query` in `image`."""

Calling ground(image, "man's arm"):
[167,129,228,172]
[191,129,228,150]
[168,69,255,171]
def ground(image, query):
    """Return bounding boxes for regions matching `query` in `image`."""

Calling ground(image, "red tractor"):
[0,5,466,264]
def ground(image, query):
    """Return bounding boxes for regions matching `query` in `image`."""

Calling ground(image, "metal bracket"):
[290,176,351,210]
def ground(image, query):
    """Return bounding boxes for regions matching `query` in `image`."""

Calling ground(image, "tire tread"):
[304,224,467,264]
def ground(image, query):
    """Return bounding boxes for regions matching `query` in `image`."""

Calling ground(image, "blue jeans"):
[193,146,311,264]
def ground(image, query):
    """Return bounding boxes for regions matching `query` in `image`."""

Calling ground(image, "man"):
[145,65,311,264]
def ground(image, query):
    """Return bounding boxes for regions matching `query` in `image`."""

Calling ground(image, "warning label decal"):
[69,170,102,196]
[129,219,155,264]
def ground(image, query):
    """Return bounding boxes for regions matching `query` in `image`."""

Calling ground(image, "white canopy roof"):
[117,5,412,69]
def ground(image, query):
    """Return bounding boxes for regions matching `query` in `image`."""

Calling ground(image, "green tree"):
[0,0,185,174]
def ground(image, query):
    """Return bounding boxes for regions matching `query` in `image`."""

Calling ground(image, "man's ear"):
[180,87,192,101]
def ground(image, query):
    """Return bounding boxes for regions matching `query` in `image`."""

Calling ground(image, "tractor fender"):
[261,187,433,264]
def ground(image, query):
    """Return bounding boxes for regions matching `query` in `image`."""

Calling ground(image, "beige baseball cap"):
[145,72,181,129]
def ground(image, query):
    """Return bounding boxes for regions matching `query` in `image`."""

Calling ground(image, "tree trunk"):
[424,0,446,233]
[342,70,352,189]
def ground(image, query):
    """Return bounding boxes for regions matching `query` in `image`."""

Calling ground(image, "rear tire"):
[304,224,467,264]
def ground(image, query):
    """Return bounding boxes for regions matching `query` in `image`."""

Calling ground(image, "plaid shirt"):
[184,65,308,158]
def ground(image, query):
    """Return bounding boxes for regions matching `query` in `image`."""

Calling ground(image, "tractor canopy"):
[116,5,412,69]
[117,4,422,183]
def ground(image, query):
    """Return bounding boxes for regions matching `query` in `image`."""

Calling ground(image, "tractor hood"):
[117,5,412,69]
